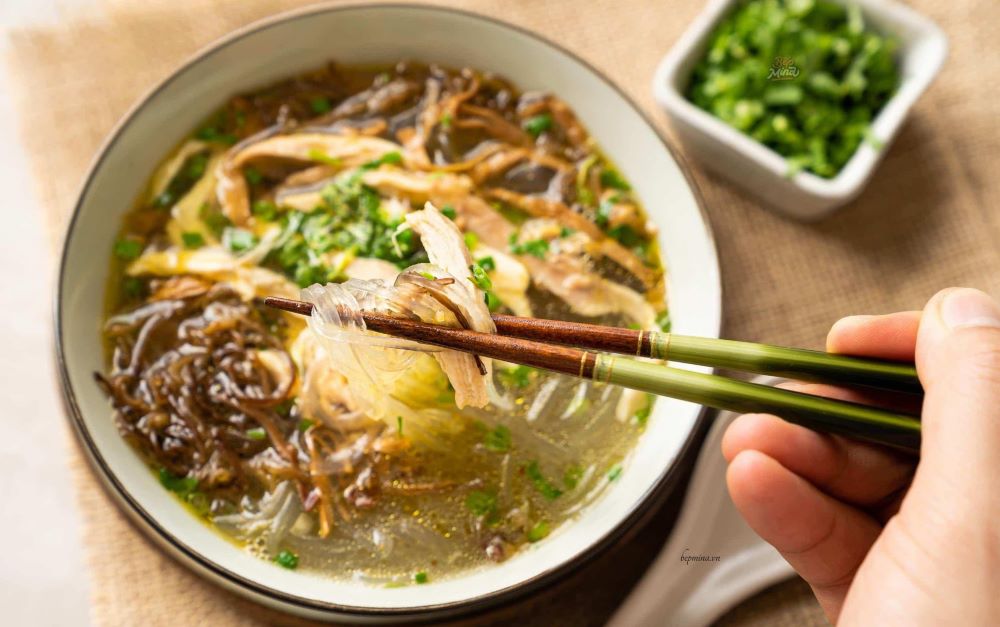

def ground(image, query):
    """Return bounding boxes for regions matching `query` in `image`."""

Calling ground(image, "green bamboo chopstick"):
[653,334,921,394]
[593,355,921,452]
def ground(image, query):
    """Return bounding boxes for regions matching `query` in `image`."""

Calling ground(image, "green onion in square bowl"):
[654,0,947,220]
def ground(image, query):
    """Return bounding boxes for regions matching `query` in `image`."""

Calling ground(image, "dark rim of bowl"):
[54,1,723,620]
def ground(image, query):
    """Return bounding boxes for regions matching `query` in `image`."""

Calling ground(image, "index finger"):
[826,311,921,362]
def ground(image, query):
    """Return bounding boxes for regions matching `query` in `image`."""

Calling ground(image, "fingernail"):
[941,288,1000,330]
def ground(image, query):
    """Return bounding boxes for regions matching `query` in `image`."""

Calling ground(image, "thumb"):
[915,287,1000,489]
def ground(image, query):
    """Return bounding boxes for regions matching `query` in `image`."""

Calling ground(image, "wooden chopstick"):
[263,296,922,453]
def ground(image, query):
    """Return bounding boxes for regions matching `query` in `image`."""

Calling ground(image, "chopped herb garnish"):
[484,291,502,312]
[607,464,623,481]
[633,394,654,427]
[440,112,453,130]
[306,148,342,167]
[414,571,429,584]
[222,227,258,253]
[297,418,315,432]
[244,167,263,186]
[498,365,534,388]
[200,202,231,237]
[122,277,145,300]
[508,234,549,259]
[469,263,493,292]
[158,467,197,495]
[686,0,900,177]
[252,199,279,221]
[275,550,299,569]
[419,271,436,281]
[181,231,205,249]
[113,238,143,261]
[563,466,583,490]
[526,461,563,500]
[595,198,614,228]
[465,489,498,517]
[440,205,457,220]
[483,424,512,453]
[476,256,495,272]
[559,226,575,238]
[246,427,267,441]
[464,232,479,250]
[195,125,237,145]
[309,96,332,114]
[523,113,553,138]
[361,151,404,170]
[397,415,404,437]
[527,521,551,542]
[600,168,632,191]
[655,310,672,333]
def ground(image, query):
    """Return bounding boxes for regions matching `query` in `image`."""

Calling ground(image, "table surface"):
[0,15,91,627]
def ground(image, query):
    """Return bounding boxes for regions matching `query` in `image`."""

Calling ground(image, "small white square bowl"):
[653,0,948,220]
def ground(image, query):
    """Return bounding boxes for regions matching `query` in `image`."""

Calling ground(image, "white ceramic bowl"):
[56,4,722,622]
[653,0,948,220]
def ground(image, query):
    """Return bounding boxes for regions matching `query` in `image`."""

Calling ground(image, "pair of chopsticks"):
[264,296,922,453]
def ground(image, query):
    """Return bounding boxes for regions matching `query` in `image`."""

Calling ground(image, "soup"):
[97,61,667,585]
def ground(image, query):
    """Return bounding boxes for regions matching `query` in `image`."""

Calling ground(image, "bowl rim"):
[652,0,949,202]
[54,1,722,619]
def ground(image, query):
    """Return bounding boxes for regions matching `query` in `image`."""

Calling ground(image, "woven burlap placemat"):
[6,0,998,624]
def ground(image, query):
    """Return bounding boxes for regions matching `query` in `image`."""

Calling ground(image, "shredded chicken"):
[216,134,403,224]
[406,203,495,408]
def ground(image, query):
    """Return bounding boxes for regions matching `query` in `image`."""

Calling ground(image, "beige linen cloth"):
[6,0,999,624]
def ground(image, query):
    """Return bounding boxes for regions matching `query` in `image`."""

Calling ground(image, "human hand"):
[722,288,1000,625]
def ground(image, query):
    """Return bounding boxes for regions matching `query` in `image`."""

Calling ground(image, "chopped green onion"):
[414,571,429,584]
[632,395,654,427]
[607,464,623,481]
[440,205,457,220]
[252,199,279,221]
[306,148,342,167]
[275,550,299,569]
[246,427,266,441]
[559,226,575,238]
[484,291,502,312]
[463,232,479,250]
[465,489,498,517]
[563,466,583,490]
[361,151,404,170]
[222,227,258,253]
[440,112,453,129]
[419,271,436,281]
[469,263,493,292]
[476,256,495,271]
[498,365,534,388]
[158,468,197,495]
[181,231,205,249]
[244,167,263,186]
[508,234,549,259]
[297,418,315,432]
[113,238,143,261]
[483,424,511,453]
[526,461,563,500]
[122,277,144,299]
[523,113,553,138]
[309,96,332,114]
[655,311,672,333]
[599,168,632,191]
[527,521,551,542]
[397,415,404,437]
